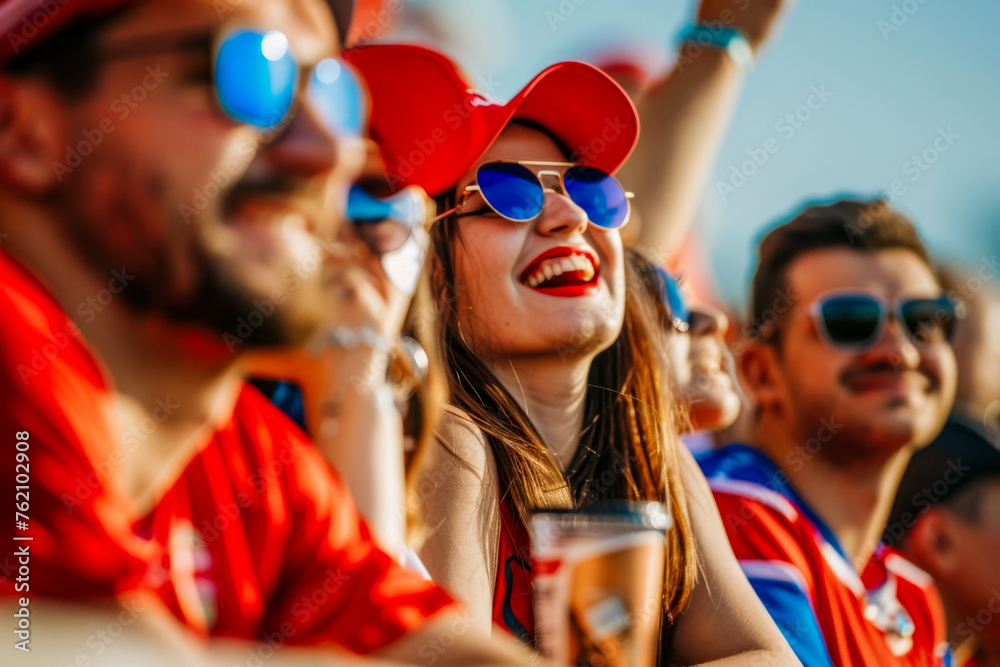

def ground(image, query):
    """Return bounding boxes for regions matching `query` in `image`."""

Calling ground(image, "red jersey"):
[492,499,533,642]
[0,249,455,654]
[699,444,952,667]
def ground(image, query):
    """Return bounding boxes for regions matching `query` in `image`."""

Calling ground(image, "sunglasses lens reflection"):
[216,30,297,128]
[476,163,545,221]
[564,166,629,229]
[820,296,883,345]
[308,58,367,140]
[901,298,956,344]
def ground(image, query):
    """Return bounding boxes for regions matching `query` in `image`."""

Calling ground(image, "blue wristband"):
[679,23,754,70]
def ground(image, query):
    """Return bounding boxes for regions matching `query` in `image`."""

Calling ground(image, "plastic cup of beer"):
[531,501,670,667]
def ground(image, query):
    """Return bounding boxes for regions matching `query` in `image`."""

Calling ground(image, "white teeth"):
[524,253,597,287]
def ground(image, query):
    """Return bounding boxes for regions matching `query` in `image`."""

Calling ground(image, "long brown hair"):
[427,188,697,620]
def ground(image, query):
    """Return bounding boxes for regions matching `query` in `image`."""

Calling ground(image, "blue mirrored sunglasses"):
[436,161,633,230]
[215,29,367,136]
[100,28,368,138]
[347,185,429,254]
[347,185,432,294]
[654,266,690,333]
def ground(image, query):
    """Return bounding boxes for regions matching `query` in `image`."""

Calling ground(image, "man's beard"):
[63,202,315,350]
[160,243,312,348]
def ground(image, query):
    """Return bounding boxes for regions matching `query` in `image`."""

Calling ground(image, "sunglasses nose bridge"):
[864,312,922,367]
[534,191,589,236]
[536,170,567,195]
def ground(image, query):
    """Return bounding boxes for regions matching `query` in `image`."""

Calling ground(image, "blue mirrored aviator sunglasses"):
[215,29,367,136]
[435,161,634,230]
[653,266,690,333]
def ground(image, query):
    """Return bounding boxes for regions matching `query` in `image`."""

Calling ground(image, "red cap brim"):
[344,42,638,196]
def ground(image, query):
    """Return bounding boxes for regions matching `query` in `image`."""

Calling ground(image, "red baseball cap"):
[0,0,357,62]
[343,43,639,196]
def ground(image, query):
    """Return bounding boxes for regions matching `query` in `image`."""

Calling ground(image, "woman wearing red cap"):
[346,44,797,664]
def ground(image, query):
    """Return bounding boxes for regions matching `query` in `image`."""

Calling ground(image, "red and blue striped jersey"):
[699,444,952,667]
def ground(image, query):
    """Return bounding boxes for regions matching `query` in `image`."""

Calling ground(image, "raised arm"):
[619,0,796,258]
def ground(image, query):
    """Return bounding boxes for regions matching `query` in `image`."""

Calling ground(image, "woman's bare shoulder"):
[431,404,498,477]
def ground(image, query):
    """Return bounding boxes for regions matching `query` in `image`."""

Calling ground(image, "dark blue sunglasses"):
[436,161,633,230]
[810,292,959,349]
[215,29,367,135]
[654,267,690,333]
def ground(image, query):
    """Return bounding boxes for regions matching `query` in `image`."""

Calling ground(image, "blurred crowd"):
[0,0,997,666]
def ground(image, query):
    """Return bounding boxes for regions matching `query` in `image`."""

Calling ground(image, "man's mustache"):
[221,176,320,218]
[839,361,938,391]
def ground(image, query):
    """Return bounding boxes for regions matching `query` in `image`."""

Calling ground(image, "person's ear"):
[906,510,959,577]
[0,76,69,194]
[738,340,784,413]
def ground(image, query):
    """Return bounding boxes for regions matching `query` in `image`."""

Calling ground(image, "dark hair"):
[2,9,131,99]
[750,198,935,343]
[942,478,992,523]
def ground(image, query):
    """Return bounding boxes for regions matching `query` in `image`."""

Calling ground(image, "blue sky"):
[400,0,1000,304]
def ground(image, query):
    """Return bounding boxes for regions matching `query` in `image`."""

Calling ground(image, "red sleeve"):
[234,390,458,654]
[712,491,818,591]
[0,253,153,598]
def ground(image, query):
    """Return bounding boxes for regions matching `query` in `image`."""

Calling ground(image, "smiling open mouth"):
[519,247,600,296]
